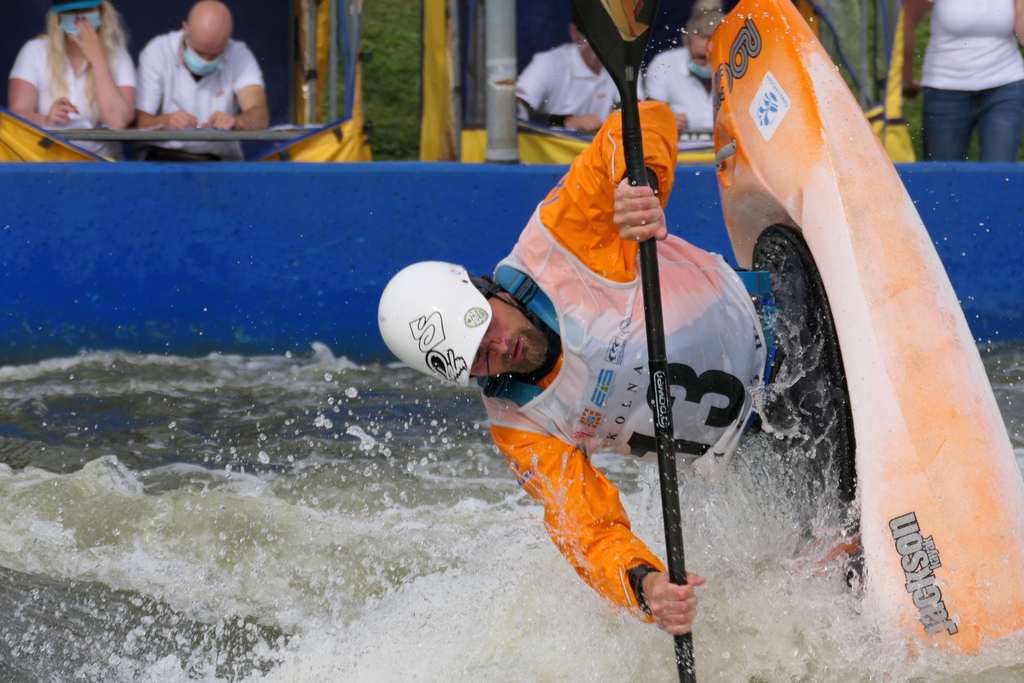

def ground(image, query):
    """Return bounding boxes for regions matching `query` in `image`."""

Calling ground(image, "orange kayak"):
[711,0,1024,654]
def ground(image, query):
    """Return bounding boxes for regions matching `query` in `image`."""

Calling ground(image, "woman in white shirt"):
[7,0,136,159]
[904,0,1024,161]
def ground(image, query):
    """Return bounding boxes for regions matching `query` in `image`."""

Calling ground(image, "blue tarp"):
[0,162,1020,363]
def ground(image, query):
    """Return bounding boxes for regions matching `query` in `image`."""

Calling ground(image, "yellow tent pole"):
[317,0,332,121]
[420,0,456,160]
[878,7,915,161]
[292,0,317,125]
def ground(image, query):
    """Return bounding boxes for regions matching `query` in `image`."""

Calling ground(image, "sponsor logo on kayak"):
[749,71,791,142]
[713,64,727,123]
[591,369,616,407]
[889,512,958,636]
[725,18,762,91]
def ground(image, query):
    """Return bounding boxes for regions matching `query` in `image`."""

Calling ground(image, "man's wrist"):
[627,564,659,614]
[547,113,568,127]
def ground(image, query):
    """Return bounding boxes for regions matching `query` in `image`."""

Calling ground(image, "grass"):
[361,0,422,160]
[904,13,927,161]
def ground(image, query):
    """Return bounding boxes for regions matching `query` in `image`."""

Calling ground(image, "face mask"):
[689,60,712,81]
[59,11,102,39]
[183,44,223,77]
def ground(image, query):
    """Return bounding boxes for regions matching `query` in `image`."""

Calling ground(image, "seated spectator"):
[903,0,1024,161]
[135,0,269,161]
[7,0,136,160]
[516,17,619,133]
[644,9,724,136]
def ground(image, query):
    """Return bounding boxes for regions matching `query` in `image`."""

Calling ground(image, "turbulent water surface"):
[1,341,1023,682]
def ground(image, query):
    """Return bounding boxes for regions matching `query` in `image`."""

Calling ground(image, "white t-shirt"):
[644,47,714,133]
[922,0,1024,91]
[136,29,265,160]
[9,36,136,159]
[516,42,620,123]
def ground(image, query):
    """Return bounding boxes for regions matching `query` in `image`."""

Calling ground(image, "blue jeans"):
[922,79,1024,161]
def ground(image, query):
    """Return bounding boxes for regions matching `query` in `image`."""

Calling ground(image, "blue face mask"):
[688,60,712,81]
[183,43,223,77]
[59,11,102,39]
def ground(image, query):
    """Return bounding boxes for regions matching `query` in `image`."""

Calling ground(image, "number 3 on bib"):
[627,362,746,457]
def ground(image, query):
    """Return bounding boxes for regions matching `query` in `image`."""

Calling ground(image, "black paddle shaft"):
[571,2,695,681]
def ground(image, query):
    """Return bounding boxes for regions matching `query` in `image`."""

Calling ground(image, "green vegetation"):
[361,0,422,160]
[904,14,928,161]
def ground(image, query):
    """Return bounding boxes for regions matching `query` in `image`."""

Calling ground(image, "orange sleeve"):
[537,101,679,283]
[491,423,666,615]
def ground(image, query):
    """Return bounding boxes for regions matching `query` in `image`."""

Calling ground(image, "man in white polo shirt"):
[515,16,621,134]
[643,9,723,138]
[135,0,269,161]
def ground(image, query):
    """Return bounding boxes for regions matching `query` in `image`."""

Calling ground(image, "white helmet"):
[378,261,492,386]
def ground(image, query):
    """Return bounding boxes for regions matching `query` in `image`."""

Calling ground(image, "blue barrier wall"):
[0,163,1021,363]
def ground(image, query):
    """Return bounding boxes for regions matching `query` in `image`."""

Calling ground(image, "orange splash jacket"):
[483,101,764,617]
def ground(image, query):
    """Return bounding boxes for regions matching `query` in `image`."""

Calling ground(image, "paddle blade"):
[573,0,659,96]
[598,0,656,41]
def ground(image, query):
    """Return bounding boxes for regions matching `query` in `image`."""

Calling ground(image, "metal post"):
[329,0,339,121]
[485,0,518,163]
[306,0,319,124]
[450,0,464,161]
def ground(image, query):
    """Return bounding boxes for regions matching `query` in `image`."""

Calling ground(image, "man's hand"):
[614,178,668,242]
[166,110,199,129]
[674,111,689,132]
[204,111,237,130]
[46,97,78,126]
[642,571,706,635]
[564,113,603,132]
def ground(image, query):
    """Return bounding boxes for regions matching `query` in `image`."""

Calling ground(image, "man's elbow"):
[252,107,270,129]
[241,105,269,130]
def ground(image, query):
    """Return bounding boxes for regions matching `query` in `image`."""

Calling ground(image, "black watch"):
[627,564,659,615]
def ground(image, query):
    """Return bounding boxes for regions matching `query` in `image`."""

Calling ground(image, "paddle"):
[570,2,695,681]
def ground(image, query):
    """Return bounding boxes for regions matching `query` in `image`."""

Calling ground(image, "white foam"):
[1,345,1022,681]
